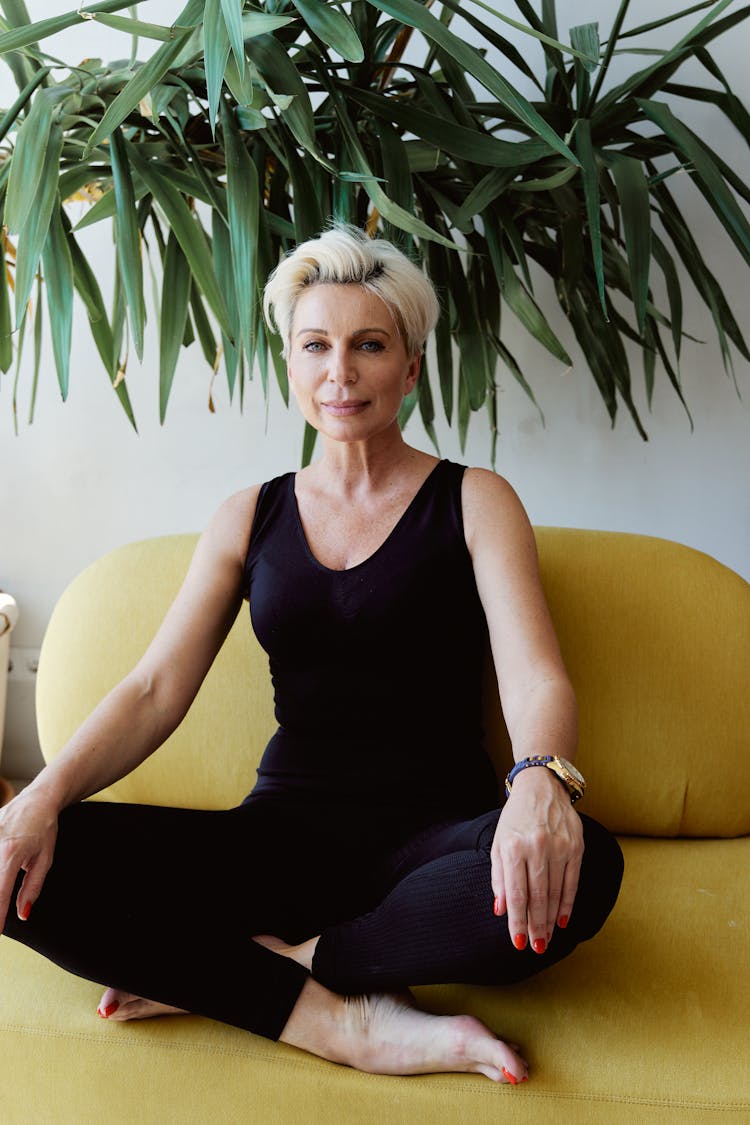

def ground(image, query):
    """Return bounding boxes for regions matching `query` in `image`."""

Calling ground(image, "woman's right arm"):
[0,486,260,930]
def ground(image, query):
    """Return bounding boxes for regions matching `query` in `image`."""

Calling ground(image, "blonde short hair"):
[263,224,440,359]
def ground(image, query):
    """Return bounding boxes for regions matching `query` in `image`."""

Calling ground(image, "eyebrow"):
[295,327,391,338]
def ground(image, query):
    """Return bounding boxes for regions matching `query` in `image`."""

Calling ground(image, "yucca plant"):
[0,0,748,459]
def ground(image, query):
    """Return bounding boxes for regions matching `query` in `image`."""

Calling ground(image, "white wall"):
[1,2,748,777]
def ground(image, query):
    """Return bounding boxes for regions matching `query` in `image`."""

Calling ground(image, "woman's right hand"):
[0,787,59,931]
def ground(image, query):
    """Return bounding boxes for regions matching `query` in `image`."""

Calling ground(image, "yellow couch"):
[2,528,748,1123]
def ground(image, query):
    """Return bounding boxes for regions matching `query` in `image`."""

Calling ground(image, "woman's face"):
[287,283,421,442]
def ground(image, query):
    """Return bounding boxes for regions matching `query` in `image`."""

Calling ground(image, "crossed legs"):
[4,799,622,1083]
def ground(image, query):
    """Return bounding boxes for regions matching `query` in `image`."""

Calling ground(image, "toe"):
[97,987,126,1019]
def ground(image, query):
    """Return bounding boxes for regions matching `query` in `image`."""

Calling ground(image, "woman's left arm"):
[462,468,584,956]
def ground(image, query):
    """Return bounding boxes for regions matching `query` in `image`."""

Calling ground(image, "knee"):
[574,815,624,939]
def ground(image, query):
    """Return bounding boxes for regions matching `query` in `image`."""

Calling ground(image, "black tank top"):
[243,459,499,813]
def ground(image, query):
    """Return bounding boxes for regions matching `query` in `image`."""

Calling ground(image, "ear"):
[404,352,422,395]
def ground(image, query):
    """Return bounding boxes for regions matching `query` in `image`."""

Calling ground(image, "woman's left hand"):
[491,766,584,954]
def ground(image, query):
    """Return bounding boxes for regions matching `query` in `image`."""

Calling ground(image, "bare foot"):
[97,987,188,1022]
[252,932,319,971]
[281,978,529,1084]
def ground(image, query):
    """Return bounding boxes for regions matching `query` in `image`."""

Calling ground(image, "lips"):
[321,400,369,416]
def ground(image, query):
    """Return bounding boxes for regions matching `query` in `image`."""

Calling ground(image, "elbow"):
[124,666,187,742]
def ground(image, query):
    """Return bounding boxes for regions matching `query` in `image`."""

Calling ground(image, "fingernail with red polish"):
[98,1002,119,1019]
[502,1067,518,1086]
[558,914,569,929]
[513,933,527,951]
[493,897,501,916]
[20,902,32,921]
[521,1075,528,1083]
[533,937,547,954]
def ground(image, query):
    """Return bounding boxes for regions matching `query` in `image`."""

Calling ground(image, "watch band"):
[504,755,585,803]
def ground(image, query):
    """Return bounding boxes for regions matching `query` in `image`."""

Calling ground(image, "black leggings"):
[3,795,623,1041]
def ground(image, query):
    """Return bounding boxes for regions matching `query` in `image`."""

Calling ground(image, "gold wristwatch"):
[504,755,586,804]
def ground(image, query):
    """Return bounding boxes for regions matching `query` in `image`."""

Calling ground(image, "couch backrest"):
[37,528,750,837]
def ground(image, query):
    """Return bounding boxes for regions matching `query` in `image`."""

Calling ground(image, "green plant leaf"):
[0,235,12,372]
[65,219,136,426]
[344,87,550,169]
[13,120,63,325]
[280,128,324,242]
[573,117,606,315]
[242,12,297,39]
[366,0,579,165]
[83,0,205,155]
[651,231,683,362]
[0,0,136,54]
[86,13,190,41]
[190,281,219,369]
[211,208,241,400]
[448,253,488,412]
[251,34,333,171]
[439,0,542,93]
[159,230,191,423]
[323,76,457,249]
[301,419,318,467]
[485,213,573,365]
[452,167,517,227]
[375,117,415,250]
[41,201,74,399]
[462,0,599,64]
[220,0,246,76]
[222,100,259,363]
[637,97,750,266]
[417,354,440,454]
[204,0,231,132]
[109,126,146,360]
[0,64,50,146]
[489,331,546,425]
[4,86,54,234]
[127,144,232,339]
[290,0,364,63]
[570,22,600,74]
[608,153,651,335]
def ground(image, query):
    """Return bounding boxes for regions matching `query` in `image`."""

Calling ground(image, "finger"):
[546,859,566,943]
[558,852,583,929]
[491,852,507,919]
[501,849,530,951]
[525,857,549,954]
[16,853,52,922]
[0,846,22,931]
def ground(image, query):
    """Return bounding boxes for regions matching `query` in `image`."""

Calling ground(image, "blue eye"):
[303,340,325,352]
[360,340,384,352]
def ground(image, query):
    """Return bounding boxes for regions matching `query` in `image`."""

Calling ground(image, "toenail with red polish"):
[502,1067,518,1085]
[533,937,547,954]
[513,933,527,950]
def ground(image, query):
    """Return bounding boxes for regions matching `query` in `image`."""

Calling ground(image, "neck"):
[312,427,422,497]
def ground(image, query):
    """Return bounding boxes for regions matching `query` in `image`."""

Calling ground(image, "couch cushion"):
[37,529,750,835]
[1,836,747,1123]
[483,529,750,836]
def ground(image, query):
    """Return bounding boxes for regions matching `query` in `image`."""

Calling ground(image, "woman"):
[0,225,622,1085]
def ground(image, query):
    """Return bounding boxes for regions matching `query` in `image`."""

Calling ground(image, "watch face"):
[558,758,585,785]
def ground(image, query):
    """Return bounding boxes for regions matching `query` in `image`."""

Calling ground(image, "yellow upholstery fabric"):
[1,838,747,1122]
[7,526,746,1122]
[37,528,750,835]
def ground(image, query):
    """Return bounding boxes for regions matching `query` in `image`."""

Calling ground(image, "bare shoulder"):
[461,467,535,557]
[200,484,263,566]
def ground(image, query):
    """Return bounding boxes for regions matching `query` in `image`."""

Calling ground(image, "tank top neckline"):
[290,458,448,575]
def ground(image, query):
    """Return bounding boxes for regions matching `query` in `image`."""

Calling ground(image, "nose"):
[327,345,358,386]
